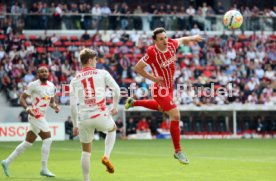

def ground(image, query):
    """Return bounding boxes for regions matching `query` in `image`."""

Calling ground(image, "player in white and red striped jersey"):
[125,27,203,165]
[1,66,60,177]
[70,48,120,181]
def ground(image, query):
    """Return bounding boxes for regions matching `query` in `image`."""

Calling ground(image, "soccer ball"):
[223,10,243,30]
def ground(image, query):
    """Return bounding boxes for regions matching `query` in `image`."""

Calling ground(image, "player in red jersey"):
[125,27,203,164]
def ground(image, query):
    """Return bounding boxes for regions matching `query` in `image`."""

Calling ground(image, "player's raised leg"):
[165,107,189,164]
[39,131,55,177]
[1,131,36,177]
[125,97,160,111]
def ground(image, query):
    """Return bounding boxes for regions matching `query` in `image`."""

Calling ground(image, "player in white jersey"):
[1,66,60,177]
[70,48,120,181]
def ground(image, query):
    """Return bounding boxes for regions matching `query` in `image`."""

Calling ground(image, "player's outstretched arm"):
[175,35,204,45]
[134,60,165,86]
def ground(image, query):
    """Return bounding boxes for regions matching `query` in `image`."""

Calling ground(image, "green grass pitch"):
[0,139,276,181]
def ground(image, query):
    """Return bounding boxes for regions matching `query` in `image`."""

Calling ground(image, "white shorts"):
[28,116,50,135]
[78,113,115,143]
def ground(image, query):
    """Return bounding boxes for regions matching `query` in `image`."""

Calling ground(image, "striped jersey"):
[141,38,178,89]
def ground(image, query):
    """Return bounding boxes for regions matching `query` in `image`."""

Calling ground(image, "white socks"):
[104,131,116,159]
[81,151,91,181]
[41,138,52,171]
[80,130,115,181]
[5,141,32,165]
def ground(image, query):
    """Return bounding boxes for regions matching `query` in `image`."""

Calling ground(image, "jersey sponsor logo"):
[161,55,176,67]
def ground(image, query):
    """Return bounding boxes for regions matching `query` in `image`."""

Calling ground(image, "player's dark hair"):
[152,27,166,40]
[80,48,97,65]
[37,66,48,73]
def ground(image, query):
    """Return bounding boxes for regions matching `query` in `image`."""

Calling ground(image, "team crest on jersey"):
[42,96,49,101]
[170,100,175,105]
[161,55,176,67]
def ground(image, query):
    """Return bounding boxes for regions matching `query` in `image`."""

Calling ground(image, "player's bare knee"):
[25,131,37,143]
[172,114,180,121]
[169,112,180,121]
[39,131,51,140]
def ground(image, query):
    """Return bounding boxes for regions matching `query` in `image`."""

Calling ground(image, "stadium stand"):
[0,0,275,138]
[0,29,275,106]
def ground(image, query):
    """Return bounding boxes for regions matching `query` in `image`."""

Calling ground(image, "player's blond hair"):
[80,48,97,65]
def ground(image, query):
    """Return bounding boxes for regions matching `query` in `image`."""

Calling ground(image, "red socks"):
[170,120,181,153]
[132,100,181,153]
[133,100,159,111]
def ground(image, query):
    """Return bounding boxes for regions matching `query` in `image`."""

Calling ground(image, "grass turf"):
[0,139,276,181]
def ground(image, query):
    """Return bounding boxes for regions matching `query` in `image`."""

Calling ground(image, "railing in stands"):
[1,13,275,31]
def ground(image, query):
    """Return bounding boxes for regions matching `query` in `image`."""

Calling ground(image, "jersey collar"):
[39,80,48,86]
[81,67,95,72]
[155,44,168,53]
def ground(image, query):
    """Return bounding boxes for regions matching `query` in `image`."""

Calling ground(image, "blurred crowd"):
[0,1,275,31]
[121,115,276,137]
[0,27,275,106]
[1,1,275,16]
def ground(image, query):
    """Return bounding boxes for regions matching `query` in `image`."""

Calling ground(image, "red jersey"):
[141,38,179,89]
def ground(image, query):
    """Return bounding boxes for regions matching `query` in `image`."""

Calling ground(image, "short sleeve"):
[50,86,57,97]
[169,38,179,50]
[69,78,76,98]
[104,70,120,91]
[24,82,34,95]
[141,48,154,65]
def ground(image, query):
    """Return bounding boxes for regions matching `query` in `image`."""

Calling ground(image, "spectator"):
[134,5,143,14]
[215,2,225,15]
[8,86,19,106]
[137,117,150,133]
[247,92,258,104]
[120,3,130,29]
[191,24,200,35]
[65,116,74,140]
[148,117,157,136]
[11,2,21,14]
[264,65,275,81]
[101,3,111,15]
[186,5,196,15]
[126,118,136,135]
[91,4,102,29]
[53,3,63,29]
[116,117,124,138]
[0,46,5,60]
[18,109,28,122]
[23,69,35,84]
[256,117,265,133]
[160,118,170,132]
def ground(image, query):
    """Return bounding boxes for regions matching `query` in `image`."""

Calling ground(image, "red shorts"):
[152,86,176,112]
